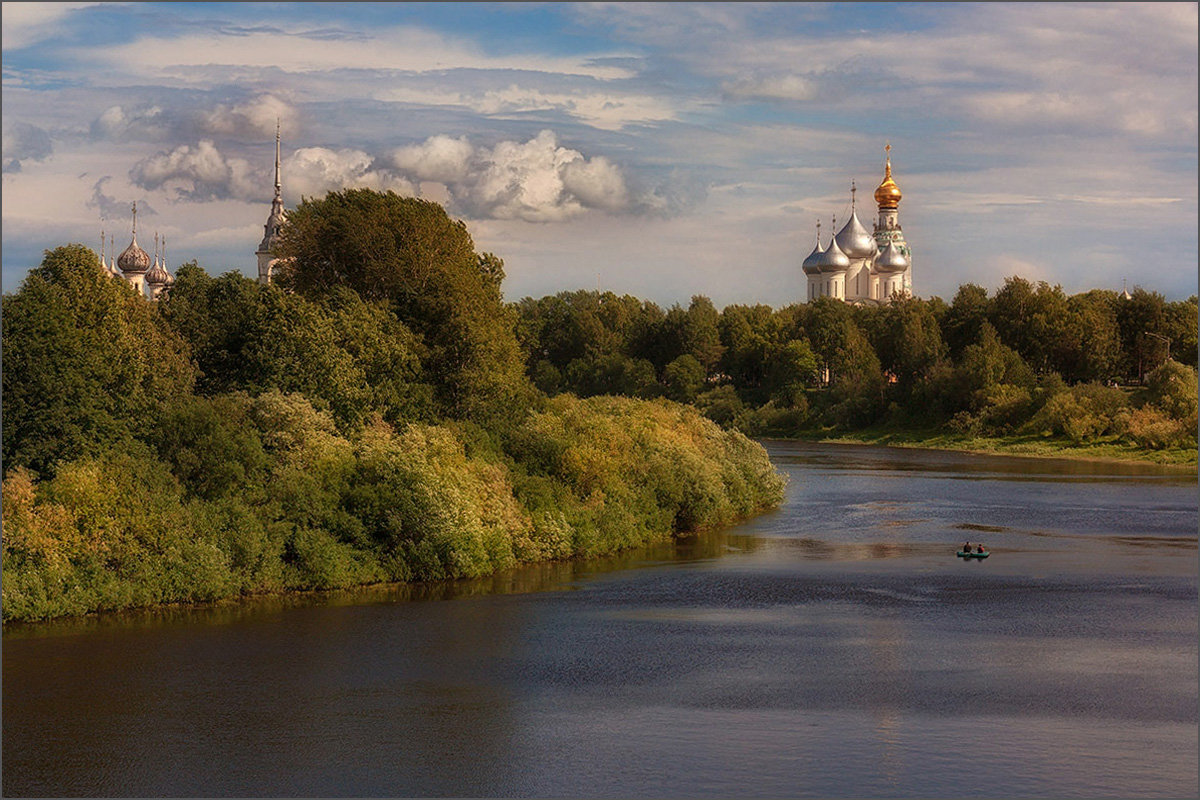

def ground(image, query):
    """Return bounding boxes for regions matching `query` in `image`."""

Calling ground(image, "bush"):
[1024,382,1131,442]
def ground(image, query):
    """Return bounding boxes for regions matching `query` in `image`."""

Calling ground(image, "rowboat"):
[956,550,989,559]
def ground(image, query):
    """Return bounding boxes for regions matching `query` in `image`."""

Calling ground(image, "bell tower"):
[256,120,286,284]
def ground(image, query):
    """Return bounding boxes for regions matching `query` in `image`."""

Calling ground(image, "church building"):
[802,145,913,304]
[95,123,287,297]
[97,201,174,301]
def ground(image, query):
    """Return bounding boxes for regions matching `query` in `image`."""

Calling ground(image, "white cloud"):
[391,135,474,183]
[89,25,634,82]
[471,85,679,130]
[561,155,628,212]
[199,94,297,139]
[91,104,171,141]
[2,121,53,173]
[285,146,416,202]
[722,73,817,102]
[388,130,632,222]
[129,140,258,201]
[1,2,102,50]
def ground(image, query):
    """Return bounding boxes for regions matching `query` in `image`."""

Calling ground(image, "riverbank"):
[2,394,787,625]
[791,425,1198,468]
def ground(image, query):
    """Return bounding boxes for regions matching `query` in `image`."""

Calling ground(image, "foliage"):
[159,268,433,428]
[272,189,532,424]
[1,245,196,477]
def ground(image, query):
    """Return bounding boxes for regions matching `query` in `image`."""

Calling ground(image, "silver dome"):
[819,236,851,273]
[834,211,876,260]
[874,240,909,273]
[801,240,825,275]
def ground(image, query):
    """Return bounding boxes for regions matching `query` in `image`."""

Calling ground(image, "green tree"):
[1059,290,1122,383]
[663,354,707,403]
[872,296,947,398]
[941,283,990,359]
[159,268,432,428]
[274,189,533,423]
[988,277,1071,374]
[2,245,196,477]
[1115,287,1167,383]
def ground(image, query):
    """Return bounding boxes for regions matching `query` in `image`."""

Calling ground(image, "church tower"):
[256,121,286,284]
[871,143,912,300]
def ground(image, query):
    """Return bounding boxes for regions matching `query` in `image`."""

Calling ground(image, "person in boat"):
[962,541,971,553]
[976,544,986,554]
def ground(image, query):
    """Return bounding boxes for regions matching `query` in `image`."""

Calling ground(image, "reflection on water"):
[2,529,764,642]
[4,441,1196,798]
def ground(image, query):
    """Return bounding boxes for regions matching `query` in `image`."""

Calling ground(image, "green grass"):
[791,424,1198,469]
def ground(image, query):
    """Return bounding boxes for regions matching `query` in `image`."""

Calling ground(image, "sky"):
[2,1,1197,308]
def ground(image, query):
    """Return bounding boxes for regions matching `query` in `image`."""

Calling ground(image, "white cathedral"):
[802,144,913,304]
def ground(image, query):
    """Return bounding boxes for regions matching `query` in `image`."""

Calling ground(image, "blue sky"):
[3,2,1197,306]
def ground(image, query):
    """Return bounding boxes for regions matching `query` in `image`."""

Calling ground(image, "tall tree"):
[2,245,195,476]
[273,190,533,423]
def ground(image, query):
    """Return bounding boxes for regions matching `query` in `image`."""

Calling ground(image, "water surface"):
[4,442,1196,797]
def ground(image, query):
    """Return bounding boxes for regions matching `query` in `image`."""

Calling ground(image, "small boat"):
[957,550,989,559]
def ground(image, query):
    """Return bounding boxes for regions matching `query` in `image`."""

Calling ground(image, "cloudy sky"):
[3,2,1196,306]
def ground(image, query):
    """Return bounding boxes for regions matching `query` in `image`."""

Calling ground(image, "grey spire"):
[273,118,282,207]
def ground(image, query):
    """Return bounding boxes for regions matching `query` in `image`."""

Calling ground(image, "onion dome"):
[802,240,825,275]
[802,222,825,275]
[117,202,151,274]
[874,143,902,210]
[819,234,851,273]
[145,236,170,286]
[874,240,909,274]
[835,210,876,260]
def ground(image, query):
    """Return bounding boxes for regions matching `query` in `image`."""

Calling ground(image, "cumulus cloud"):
[388,130,630,222]
[2,121,53,173]
[391,135,474,183]
[91,105,173,142]
[129,140,258,201]
[198,94,298,139]
[285,146,416,201]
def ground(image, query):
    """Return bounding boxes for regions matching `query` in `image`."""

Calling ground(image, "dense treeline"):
[515,283,1198,451]
[2,191,785,622]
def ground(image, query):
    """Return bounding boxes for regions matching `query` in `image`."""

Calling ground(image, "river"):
[4,441,1197,798]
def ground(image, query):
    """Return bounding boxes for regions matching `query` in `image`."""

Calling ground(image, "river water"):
[4,441,1197,798]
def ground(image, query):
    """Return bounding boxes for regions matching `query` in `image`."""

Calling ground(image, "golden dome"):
[874,143,902,210]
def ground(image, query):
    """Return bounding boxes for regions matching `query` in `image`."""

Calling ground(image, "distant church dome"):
[118,202,151,274]
[819,233,851,273]
[802,224,825,275]
[874,240,909,273]
[802,242,824,275]
[835,210,876,260]
[118,239,150,274]
[145,254,170,286]
[874,144,902,210]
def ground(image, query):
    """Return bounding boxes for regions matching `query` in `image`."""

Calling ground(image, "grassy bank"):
[2,393,786,624]
[793,424,1198,468]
